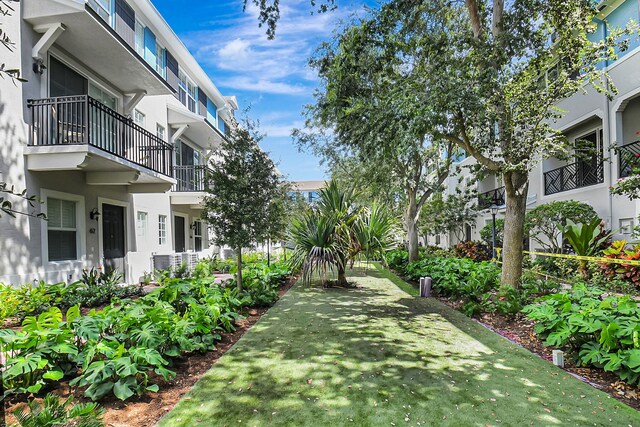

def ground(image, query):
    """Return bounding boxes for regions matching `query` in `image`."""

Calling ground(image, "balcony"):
[26,95,174,189]
[478,186,505,210]
[170,165,211,207]
[619,141,640,178]
[544,158,604,195]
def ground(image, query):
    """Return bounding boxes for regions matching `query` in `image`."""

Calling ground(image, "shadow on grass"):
[158,267,639,427]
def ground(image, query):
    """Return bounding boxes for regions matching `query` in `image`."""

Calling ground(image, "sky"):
[152,0,374,182]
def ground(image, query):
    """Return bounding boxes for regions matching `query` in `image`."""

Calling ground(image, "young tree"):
[344,0,635,286]
[201,118,284,292]
[420,186,479,244]
[296,22,455,263]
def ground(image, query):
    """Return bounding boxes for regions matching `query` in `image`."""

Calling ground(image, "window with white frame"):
[135,20,144,57]
[136,211,148,238]
[133,110,145,127]
[156,124,165,141]
[620,218,635,236]
[155,42,166,78]
[194,220,203,252]
[158,215,167,245]
[178,70,197,113]
[47,198,78,261]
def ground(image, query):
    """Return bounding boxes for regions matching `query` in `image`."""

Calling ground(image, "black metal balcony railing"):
[619,141,640,178]
[544,157,604,195]
[478,186,505,210]
[27,95,173,176]
[173,165,211,192]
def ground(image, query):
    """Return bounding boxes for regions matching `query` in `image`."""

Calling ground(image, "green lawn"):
[159,267,640,426]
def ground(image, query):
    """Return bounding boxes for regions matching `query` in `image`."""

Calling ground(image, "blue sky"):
[152,0,373,181]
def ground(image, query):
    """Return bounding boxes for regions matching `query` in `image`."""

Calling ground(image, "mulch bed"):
[3,276,298,427]
[434,295,640,411]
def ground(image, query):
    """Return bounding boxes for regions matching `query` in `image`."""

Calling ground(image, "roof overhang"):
[167,105,225,150]
[24,0,173,96]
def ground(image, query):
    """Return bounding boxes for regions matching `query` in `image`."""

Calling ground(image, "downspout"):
[598,17,614,232]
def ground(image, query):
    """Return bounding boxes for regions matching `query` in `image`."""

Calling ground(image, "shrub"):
[11,394,104,427]
[384,249,409,272]
[404,256,500,300]
[601,241,640,288]
[0,283,19,321]
[479,219,504,248]
[523,284,640,385]
[241,260,292,306]
[451,241,491,261]
[525,200,598,253]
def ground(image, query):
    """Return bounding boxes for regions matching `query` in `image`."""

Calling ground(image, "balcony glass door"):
[175,139,203,191]
[49,57,88,145]
[89,84,118,153]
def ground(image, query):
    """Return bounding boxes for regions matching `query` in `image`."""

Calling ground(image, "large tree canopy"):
[329,0,634,286]
[295,14,456,262]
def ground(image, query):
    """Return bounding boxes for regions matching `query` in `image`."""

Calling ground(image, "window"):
[620,218,635,236]
[158,215,167,245]
[88,84,116,110]
[178,70,197,113]
[133,110,145,127]
[136,211,148,238]
[47,198,78,261]
[435,235,441,245]
[135,20,144,56]
[155,43,166,78]
[194,221,203,252]
[156,124,165,141]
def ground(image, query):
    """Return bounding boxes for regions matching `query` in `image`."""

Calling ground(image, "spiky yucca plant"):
[288,181,396,286]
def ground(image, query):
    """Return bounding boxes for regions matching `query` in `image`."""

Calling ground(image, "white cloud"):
[181,1,364,95]
[261,120,305,138]
[217,77,307,95]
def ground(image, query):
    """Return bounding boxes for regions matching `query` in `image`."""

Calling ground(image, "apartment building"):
[429,0,640,250]
[290,180,327,204]
[0,0,237,285]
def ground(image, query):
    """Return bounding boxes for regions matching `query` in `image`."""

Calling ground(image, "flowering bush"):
[601,240,640,288]
[452,241,492,261]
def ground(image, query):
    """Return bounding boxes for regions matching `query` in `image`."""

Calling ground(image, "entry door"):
[102,204,126,278]
[174,216,186,252]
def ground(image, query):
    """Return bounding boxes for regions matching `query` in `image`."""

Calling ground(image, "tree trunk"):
[337,263,348,287]
[267,238,271,267]
[501,171,529,288]
[405,189,420,262]
[236,247,243,293]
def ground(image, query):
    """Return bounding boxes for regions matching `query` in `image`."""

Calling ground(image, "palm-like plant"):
[352,202,398,268]
[558,218,613,278]
[288,181,396,286]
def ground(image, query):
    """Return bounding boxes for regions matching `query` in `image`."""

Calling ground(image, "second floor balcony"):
[544,157,604,195]
[26,95,174,189]
[478,186,505,210]
[170,165,211,207]
[173,165,211,192]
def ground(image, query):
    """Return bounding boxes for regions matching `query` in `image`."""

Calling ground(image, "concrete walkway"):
[159,269,639,426]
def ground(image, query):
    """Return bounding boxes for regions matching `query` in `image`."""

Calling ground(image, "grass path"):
[159,268,640,426]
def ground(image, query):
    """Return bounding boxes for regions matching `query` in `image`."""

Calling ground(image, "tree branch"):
[465,0,484,39]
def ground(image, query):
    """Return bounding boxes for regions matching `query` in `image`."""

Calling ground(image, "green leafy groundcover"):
[0,261,291,402]
[524,283,640,385]
[159,267,639,426]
